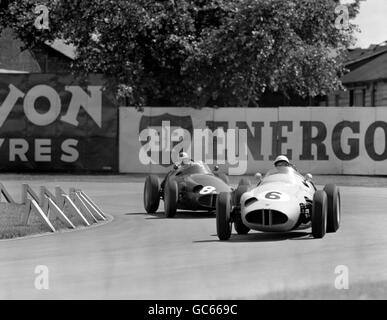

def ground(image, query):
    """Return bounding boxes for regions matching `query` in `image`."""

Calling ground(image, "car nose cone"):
[241,189,300,232]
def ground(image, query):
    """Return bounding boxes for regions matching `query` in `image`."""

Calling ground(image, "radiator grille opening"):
[198,194,217,208]
[245,209,288,226]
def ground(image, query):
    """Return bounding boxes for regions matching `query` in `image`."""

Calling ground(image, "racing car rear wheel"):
[324,184,340,233]
[144,175,160,213]
[164,180,178,218]
[312,190,327,239]
[234,213,250,235]
[216,192,232,240]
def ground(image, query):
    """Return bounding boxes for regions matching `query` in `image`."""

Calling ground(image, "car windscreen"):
[262,167,304,184]
[177,162,212,175]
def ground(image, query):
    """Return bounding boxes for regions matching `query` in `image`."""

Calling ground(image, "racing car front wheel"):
[164,180,178,218]
[144,175,160,213]
[324,184,340,233]
[312,190,328,239]
[216,192,232,240]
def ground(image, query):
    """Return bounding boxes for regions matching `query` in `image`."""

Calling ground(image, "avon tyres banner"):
[0,74,118,172]
[119,106,387,175]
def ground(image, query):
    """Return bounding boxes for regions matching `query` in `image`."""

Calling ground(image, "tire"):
[216,192,232,240]
[234,213,250,235]
[216,172,230,184]
[312,190,328,239]
[324,184,341,233]
[143,175,160,213]
[164,180,178,218]
[234,179,251,205]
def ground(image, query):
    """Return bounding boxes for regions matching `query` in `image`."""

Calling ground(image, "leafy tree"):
[186,0,363,106]
[0,0,363,107]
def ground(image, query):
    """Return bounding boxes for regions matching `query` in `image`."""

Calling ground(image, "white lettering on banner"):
[35,139,51,162]
[1,139,79,163]
[0,85,25,127]
[61,139,79,163]
[10,139,28,162]
[24,85,61,126]
[121,107,387,175]
[61,86,102,127]
[0,84,103,128]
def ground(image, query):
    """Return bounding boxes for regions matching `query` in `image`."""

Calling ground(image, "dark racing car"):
[143,162,232,217]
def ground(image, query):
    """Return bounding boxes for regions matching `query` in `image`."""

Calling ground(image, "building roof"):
[342,51,387,84]
[0,28,75,72]
[346,42,387,66]
[45,39,77,60]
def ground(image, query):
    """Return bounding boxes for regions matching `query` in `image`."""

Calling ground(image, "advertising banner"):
[119,106,387,175]
[0,74,118,172]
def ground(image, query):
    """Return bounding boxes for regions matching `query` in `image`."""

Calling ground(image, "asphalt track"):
[0,174,387,299]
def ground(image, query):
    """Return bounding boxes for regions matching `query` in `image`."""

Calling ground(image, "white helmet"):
[179,152,190,165]
[274,155,290,167]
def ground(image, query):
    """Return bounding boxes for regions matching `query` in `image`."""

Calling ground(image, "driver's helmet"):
[274,155,290,167]
[179,152,190,165]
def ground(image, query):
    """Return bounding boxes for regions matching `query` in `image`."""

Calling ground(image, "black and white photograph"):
[0,0,386,304]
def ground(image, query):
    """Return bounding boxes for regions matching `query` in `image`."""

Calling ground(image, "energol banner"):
[0,74,118,172]
[120,107,387,175]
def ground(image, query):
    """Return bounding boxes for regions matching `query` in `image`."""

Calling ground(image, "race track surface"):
[0,174,387,299]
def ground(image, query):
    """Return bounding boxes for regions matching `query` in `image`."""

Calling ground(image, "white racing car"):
[216,166,340,240]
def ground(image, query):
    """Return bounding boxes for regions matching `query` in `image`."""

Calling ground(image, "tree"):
[0,0,363,107]
[186,0,363,106]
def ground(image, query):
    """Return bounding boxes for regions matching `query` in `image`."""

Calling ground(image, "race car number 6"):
[265,191,282,199]
[258,191,289,202]
[200,186,216,194]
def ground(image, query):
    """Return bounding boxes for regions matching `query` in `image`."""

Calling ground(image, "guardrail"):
[0,183,106,234]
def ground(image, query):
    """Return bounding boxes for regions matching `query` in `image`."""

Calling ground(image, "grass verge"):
[0,202,101,240]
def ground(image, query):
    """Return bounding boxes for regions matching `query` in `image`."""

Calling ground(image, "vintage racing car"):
[144,162,232,217]
[216,166,340,240]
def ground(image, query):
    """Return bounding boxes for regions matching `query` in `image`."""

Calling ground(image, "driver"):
[274,155,291,167]
[274,155,297,170]
[177,152,194,168]
[160,152,195,191]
